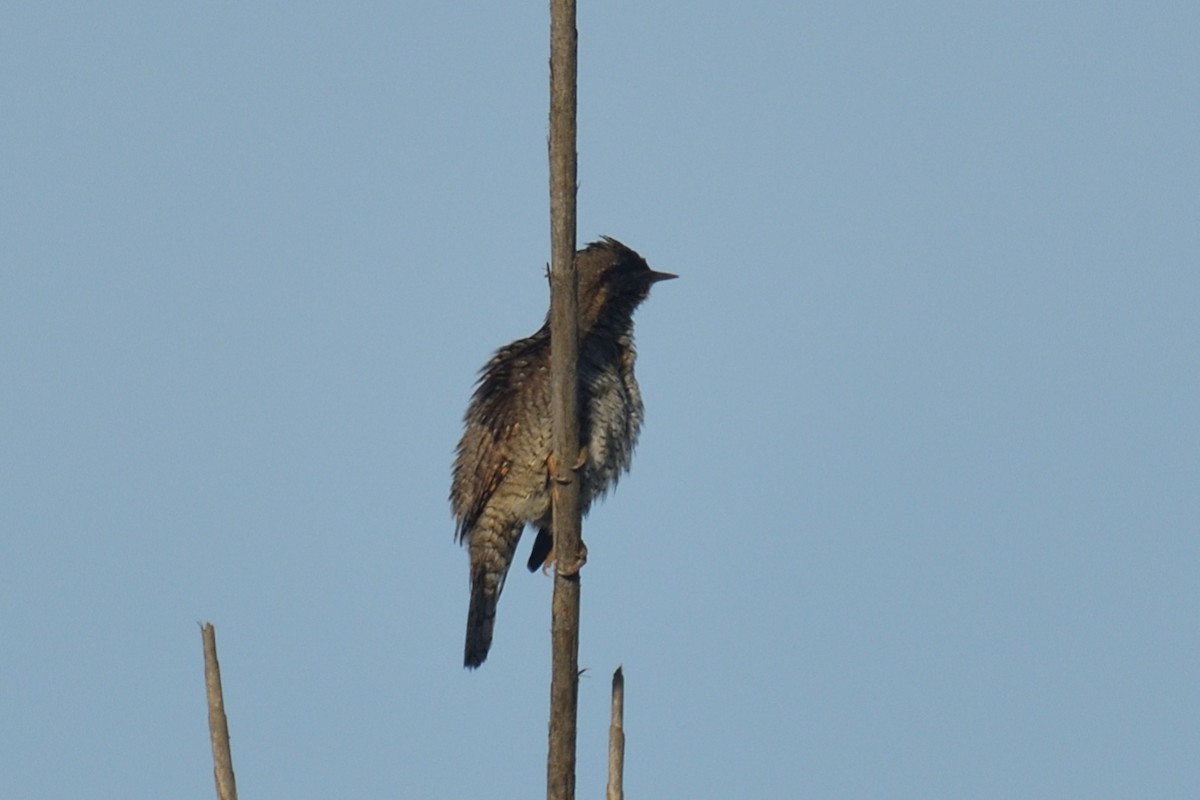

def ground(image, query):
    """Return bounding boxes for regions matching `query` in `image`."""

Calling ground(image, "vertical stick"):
[606,667,626,800]
[201,623,239,800]
[546,0,581,799]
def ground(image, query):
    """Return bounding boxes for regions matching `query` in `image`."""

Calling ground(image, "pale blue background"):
[3,3,1197,797]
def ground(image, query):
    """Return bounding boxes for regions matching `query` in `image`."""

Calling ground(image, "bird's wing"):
[452,329,549,542]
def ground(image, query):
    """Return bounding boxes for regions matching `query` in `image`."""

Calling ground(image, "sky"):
[2,2,1197,797]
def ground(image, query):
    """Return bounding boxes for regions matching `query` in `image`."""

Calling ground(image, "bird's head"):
[576,237,675,332]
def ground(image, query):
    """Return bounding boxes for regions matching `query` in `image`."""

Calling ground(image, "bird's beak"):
[647,270,678,283]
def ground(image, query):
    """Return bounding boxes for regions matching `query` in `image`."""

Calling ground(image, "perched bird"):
[451,237,675,668]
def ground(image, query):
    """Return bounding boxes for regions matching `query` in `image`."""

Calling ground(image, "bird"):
[451,237,675,668]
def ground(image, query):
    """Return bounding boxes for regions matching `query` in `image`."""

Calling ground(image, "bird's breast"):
[579,360,644,502]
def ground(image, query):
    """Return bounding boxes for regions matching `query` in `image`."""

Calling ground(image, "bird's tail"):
[464,573,500,668]
[526,526,553,572]
[464,522,523,668]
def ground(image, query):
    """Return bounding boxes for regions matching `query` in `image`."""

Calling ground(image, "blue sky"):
[3,2,1197,797]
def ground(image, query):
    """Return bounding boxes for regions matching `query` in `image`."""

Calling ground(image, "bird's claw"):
[547,447,588,485]
[555,541,588,577]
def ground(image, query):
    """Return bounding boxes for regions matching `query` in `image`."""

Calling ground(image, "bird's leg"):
[543,446,589,576]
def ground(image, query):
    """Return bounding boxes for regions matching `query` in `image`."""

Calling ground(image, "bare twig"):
[546,0,581,798]
[201,623,239,800]
[606,667,626,800]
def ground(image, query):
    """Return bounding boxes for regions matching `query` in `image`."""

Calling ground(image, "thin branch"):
[606,667,626,800]
[546,0,581,798]
[201,623,239,800]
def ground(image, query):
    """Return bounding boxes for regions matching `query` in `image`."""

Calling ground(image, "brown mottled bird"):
[451,237,675,668]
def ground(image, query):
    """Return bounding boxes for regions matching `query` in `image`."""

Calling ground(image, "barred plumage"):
[451,237,674,668]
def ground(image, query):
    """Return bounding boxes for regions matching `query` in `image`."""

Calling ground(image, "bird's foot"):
[555,540,588,577]
[547,447,588,485]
